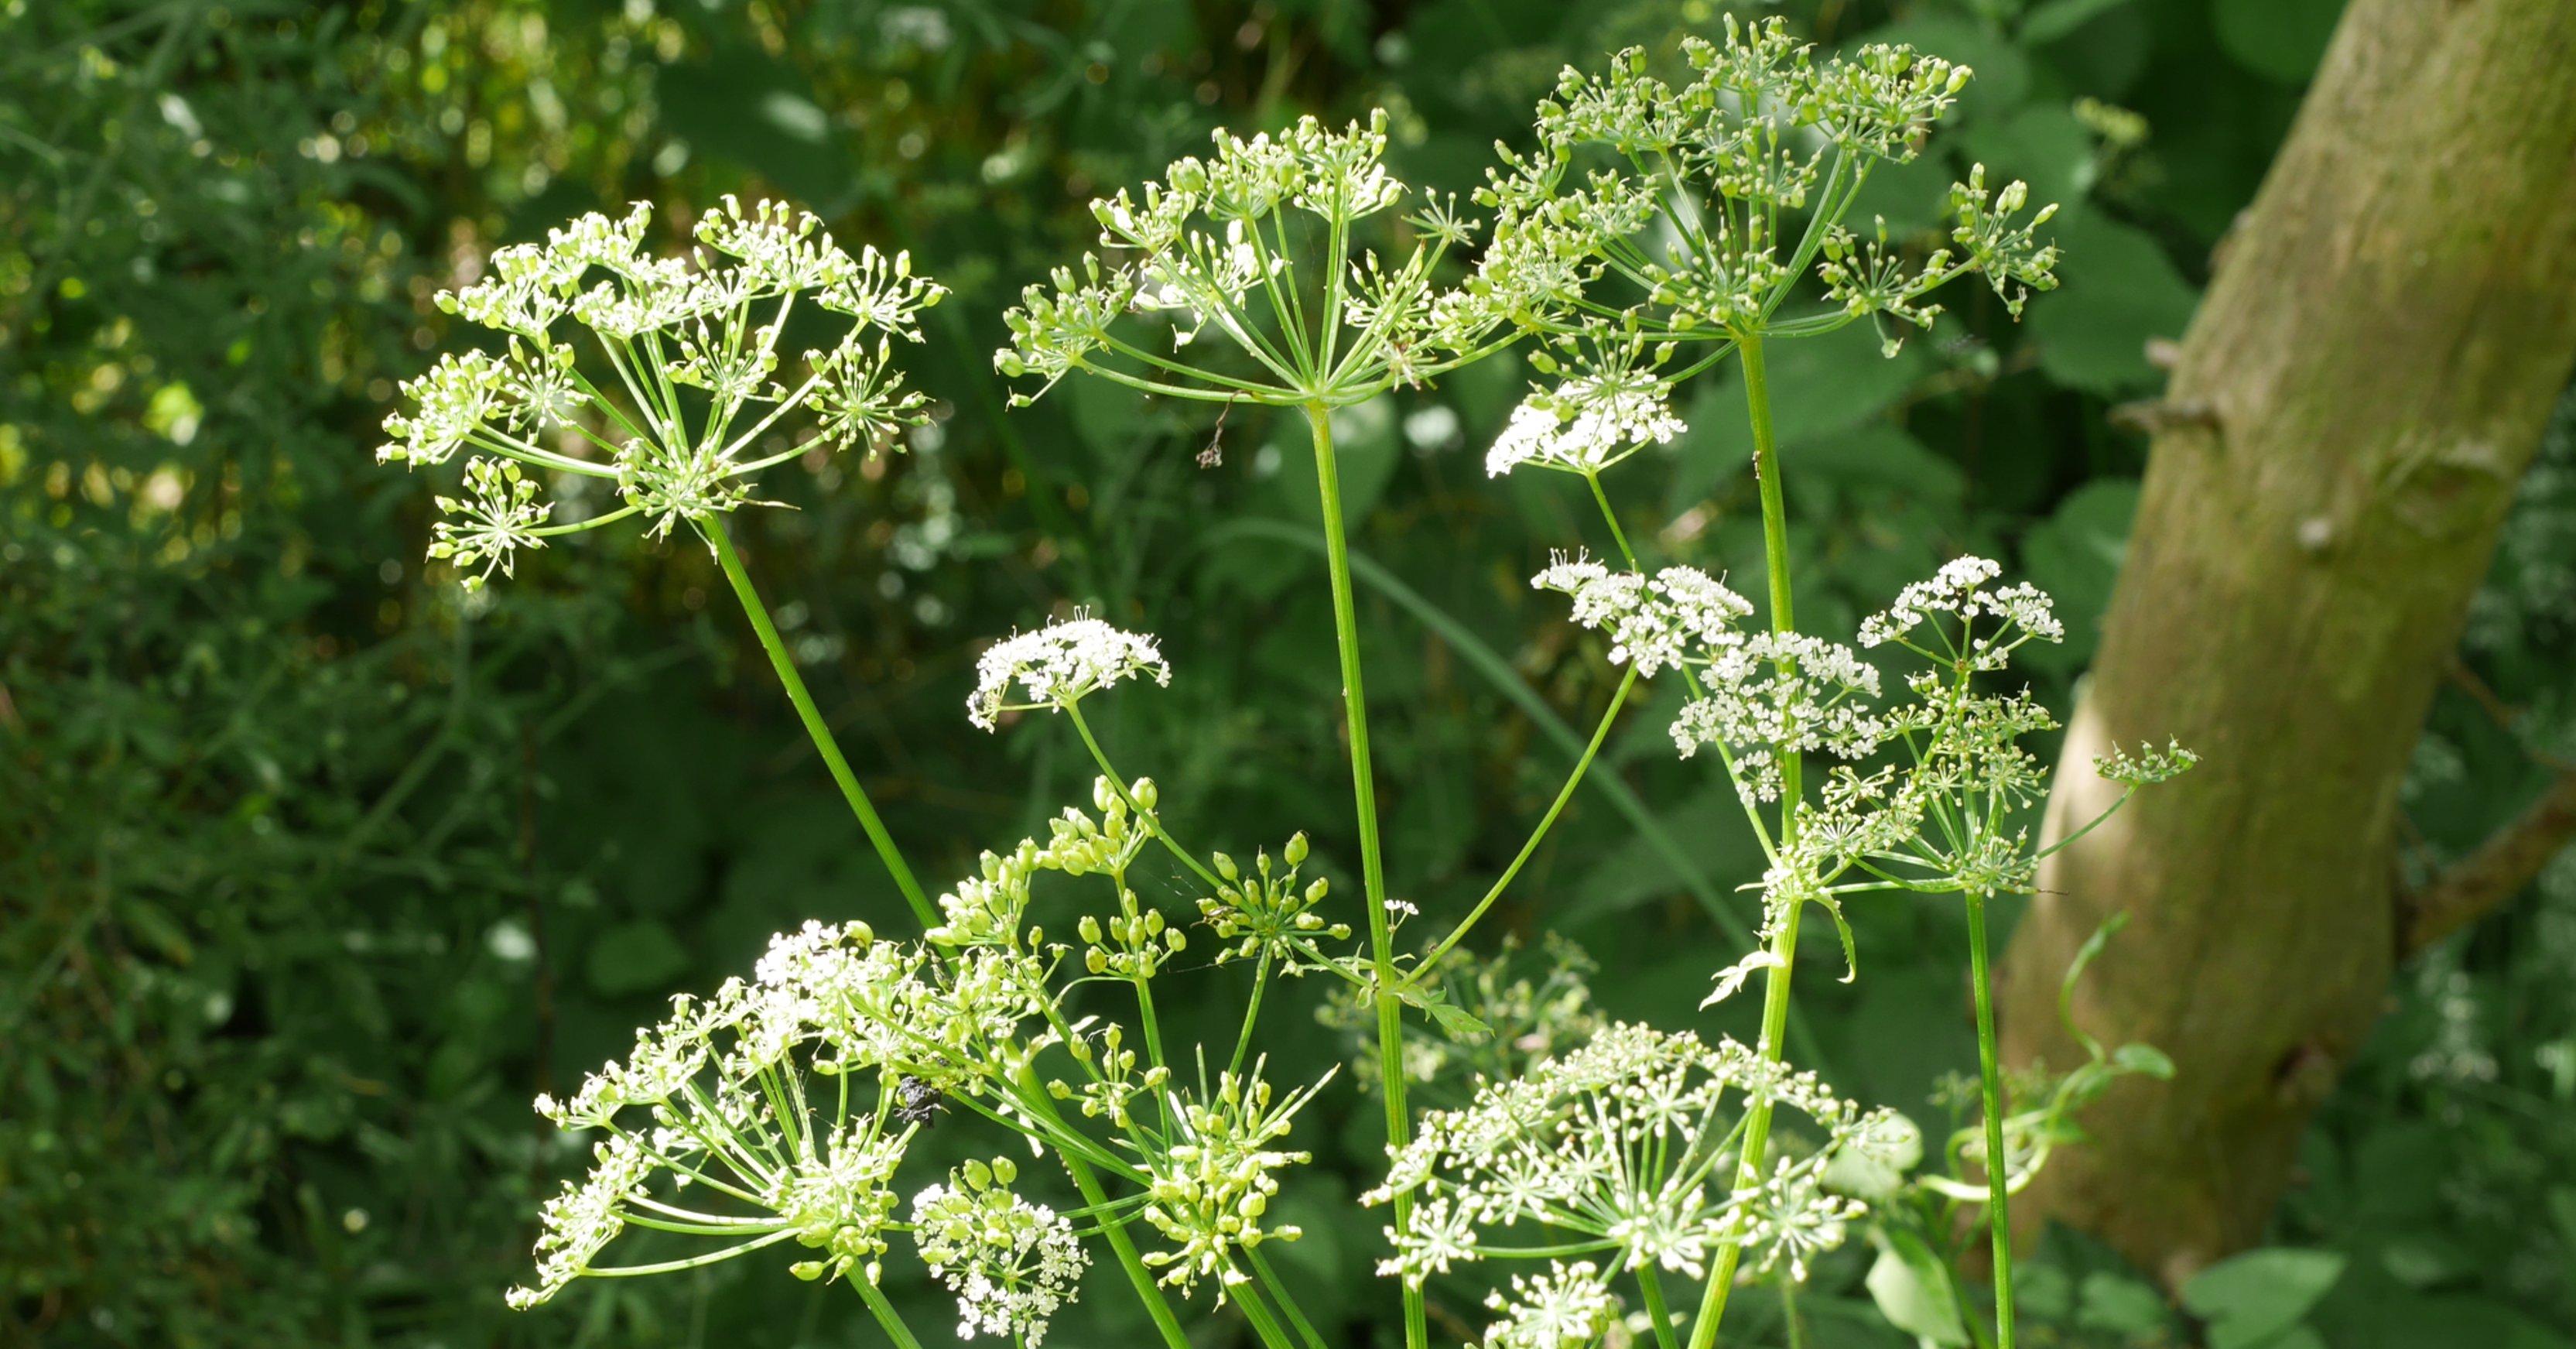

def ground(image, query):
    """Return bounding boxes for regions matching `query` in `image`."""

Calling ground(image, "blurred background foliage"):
[2,0,2570,1345]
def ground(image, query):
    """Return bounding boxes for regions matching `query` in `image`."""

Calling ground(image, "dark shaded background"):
[5,0,2571,1344]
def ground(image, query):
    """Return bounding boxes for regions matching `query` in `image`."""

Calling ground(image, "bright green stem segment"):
[1305,404,1427,1349]
[1969,891,2017,1348]
[1687,331,1808,1349]
[1022,1071,1192,1349]
[852,1274,925,1349]
[1743,334,1795,635]
[1412,663,1639,980]
[708,521,935,930]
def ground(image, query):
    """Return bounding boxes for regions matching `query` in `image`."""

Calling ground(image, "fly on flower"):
[378,197,945,588]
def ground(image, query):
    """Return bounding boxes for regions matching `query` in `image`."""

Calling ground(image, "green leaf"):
[2111,1042,2175,1079]
[2182,1248,2347,1347]
[1425,999,1493,1043]
[2023,0,2136,44]
[2076,1270,2171,1334]
[655,48,860,211]
[585,919,692,998]
[2027,208,2199,394]
[2212,0,2349,85]
[1961,106,2097,217]
[1866,1227,1969,1345]
[2018,478,2139,675]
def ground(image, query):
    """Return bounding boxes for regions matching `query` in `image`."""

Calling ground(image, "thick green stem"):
[852,1275,926,1349]
[1231,948,1273,1077]
[1305,404,1426,1349]
[1686,331,1807,1349]
[1638,1263,1682,1349]
[1969,890,2017,1348]
[1021,1071,1192,1349]
[1245,1245,1329,1349]
[1230,1273,1304,1349]
[707,522,934,929]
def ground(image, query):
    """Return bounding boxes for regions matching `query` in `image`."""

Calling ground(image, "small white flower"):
[1859,555,2065,660]
[1483,1260,1614,1348]
[912,1158,1089,1347]
[1532,553,1752,676]
[1484,375,1685,478]
[1671,632,1883,796]
[1484,344,1685,480]
[508,1133,655,1309]
[969,615,1172,731]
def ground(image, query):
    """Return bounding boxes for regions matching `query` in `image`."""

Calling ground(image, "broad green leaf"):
[2027,208,2199,394]
[2212,0,2349,85]
[2023,0,2135,44]
[2018,478,2138,674]
[2077,1270,2171,1334]
[1866,1227,1969,1345]
[2183,1248,2347,1347]
[2112,1043,2176,1078]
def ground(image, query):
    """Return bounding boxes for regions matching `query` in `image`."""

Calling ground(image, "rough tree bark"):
[1996,0,2576,1286]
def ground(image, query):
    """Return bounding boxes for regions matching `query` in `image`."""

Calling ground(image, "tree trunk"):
[1996,0,2576,1287]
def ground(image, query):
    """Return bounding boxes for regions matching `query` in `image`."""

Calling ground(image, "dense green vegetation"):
[5,0,2570,1345]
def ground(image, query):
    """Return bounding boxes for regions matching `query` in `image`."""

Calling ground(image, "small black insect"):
[893,1073,947,1128]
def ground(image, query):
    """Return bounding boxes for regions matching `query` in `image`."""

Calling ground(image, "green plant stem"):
[1231,948,1273,1077]
[1019,1070,1192,1349]
[1064,701,1226,895]
[1638,1264,1682,1349]
[1586,469,1640,568]
[1686,331,1807,1349]
[1968,888,2016,1349]
[1411,663,1639,981]
[1230,1271,1305,1349]
[852,1275,925,1349]
[1304,403,1427,1349]
[707,521,935,930]
[1244,1245,1329,1349]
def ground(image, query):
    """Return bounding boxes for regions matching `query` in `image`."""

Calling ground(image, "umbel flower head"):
[912,1156,1090,1345]
[1480,19,2062,472]
[503,918,1054,1311]
[969,613,1172,731]
[378,197,944,587]
[997,110,1559,408]
[1365,1023,1886,1287]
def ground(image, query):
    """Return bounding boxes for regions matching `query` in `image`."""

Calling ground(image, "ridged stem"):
[1686,332,1807,1349]
[1305,404,1425,1349]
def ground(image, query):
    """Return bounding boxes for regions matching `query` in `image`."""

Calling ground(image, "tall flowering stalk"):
[1473,22,2183,1347]
[376,197,946,924]
[373,23,2201,1349]
[997,108,1575,1349]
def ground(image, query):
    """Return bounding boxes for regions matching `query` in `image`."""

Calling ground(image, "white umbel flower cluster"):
[968,615,1172,731]
[1531,552,1753,676]
[1486,372,1687,478]
[998,108,1533,406]
[1859,555,2065,663]
[501,913,1062,1312]
[912,1157,1090,1346]
[1671,632,1886,800]
[1366,1023,1889,1289]
[1483,1259,1617,1348]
